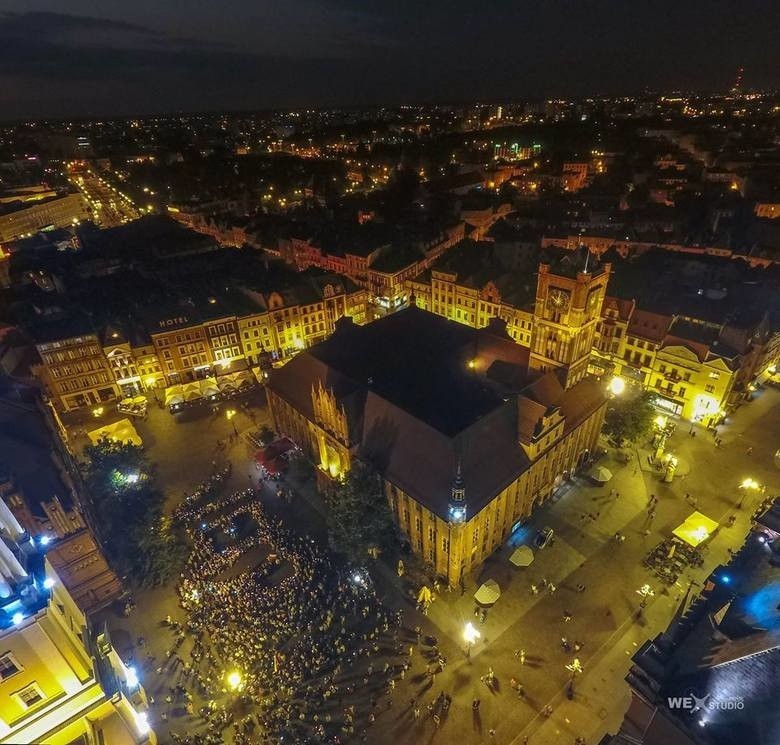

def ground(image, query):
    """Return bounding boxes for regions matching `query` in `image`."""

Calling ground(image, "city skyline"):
[1,1,778,119]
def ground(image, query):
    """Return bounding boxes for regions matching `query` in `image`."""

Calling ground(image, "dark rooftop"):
[309,308,503,437]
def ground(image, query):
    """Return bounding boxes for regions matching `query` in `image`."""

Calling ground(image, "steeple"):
[448,460,467,523]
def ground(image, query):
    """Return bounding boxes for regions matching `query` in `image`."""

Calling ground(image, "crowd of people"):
[162,477,414,744]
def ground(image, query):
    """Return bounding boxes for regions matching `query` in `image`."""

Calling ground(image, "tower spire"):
[449,459,467,523]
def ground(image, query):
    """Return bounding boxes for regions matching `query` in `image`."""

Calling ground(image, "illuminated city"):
[0,3,779,745]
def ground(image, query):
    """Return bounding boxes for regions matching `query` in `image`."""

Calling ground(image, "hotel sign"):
[158,316,189,328]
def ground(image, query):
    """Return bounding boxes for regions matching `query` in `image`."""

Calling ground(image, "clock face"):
[547,288,570,312]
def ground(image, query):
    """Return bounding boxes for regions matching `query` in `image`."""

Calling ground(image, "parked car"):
[534,527,554,548]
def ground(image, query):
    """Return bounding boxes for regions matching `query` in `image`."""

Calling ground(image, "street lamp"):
[463,621,480,658]
[737,477,761,508]
[608,376,626,396]
[226,670,243,691]
[226,409,238,434]
[636,584,655,617]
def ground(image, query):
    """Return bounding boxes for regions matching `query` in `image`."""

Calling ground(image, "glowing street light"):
[226,409,238,434]
[126,665,139,689]
[134,711,150,735]
[737,477,761,508]
[654,415,668,430]
[226,670,243,691]
[608,376,626,396]
[463,621,481,658]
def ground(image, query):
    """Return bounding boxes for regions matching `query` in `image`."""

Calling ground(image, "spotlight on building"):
[134,711,151,735]
[126,665,139,689]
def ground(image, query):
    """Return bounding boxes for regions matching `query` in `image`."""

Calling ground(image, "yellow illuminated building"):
[406,240,535,346]
[528,262,610,388]
[648,335,737,424]
[267,285,606,586]
[34,332,120,412]
[0,503,154,744]
[32,280,368,411]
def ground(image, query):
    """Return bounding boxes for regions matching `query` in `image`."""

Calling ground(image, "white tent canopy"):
[474,579,501,605]
[509,545,535,567]
[199,377,220,398]
[87,418,142,447]
[164,384,184,407]
[592,466,613,483]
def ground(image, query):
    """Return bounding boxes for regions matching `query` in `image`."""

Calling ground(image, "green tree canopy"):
[82,438,185,586]
[324,463,396,564]
[603,390,657,445]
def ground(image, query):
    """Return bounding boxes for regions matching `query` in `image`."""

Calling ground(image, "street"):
[68,166,142,227]
[81,385,780,744]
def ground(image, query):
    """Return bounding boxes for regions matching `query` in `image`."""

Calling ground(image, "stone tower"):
[529,261,611,389]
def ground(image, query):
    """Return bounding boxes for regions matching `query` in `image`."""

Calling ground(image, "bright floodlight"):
[654,415,668,429]
[126,665,139,689]
[227,670,242,690]
[134,711,150,735]
[12,612,23,626]
[608,376,625,395]
[463,622,481,645]
[125,472,140,484]
[38,535,51,546]
[43,577,55,590]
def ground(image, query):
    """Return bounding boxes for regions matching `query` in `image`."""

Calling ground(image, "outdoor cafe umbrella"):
[474,579,501,605]
[182,382,202,402]
[592,466,613,484]
[509,545,535,567]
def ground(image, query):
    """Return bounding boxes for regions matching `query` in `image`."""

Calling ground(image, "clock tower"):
[529,261,611,388]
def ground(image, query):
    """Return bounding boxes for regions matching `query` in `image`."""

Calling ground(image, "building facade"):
[33,281,368,411]
[0,502,153,744]
[267,303,606,586]
[529,263,611,388]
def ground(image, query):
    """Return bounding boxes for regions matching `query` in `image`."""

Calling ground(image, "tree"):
[82,439,185,586]
[324,463,396,564]
[603,390,657,445]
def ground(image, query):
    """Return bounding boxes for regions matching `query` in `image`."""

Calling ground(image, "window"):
[16,682,45,708]
[679,386,686,398]
[0,653,21,680]
[705,384,715,393]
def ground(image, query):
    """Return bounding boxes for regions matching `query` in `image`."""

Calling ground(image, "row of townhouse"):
[32,277,368,412]
[279,222,466,313]
[406,268,534,347]
[541,233,776,268]
[398,240,779,425]
[590,296,778,424]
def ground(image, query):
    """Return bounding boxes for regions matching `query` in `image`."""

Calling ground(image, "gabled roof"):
[627,308,673,342]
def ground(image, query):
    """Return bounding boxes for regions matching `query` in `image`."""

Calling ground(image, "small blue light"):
[38,535,51,546]
[721,575,731,584]
[43,577,55,590]
[12,612,23,626]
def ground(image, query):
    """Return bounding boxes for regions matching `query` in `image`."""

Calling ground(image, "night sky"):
[0,0,778,120]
